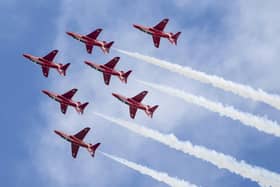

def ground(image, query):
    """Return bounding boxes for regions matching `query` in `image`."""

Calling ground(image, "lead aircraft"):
[84,57,132,85]
[23,50,70,77]
[42,88,89,114]
[133,18,181,48]
[54,127,101,158]
[66,28,114,54]
[112,91,159,119]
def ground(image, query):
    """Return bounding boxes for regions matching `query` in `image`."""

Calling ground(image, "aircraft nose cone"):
[112,93,118,98]
[54,130,63,137]
[42,90,50,96]
[84,61,91,66]
[66,31,75,37]
[22,54,30,59]
[132,24,138,28]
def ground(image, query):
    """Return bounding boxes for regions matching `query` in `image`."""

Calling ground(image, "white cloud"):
[27,1,280,187]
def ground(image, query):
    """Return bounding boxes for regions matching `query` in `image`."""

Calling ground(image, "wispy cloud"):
[138,80,280,138]
[30,1,280,187]
[95,112,280,187]
[101,151,198,187]
[115,48,280,111]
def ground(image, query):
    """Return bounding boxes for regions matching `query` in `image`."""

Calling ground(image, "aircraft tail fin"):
[77,102,89,114]
[103,41,114,54]
[147,105,159,118]
[171,32,181,45]
[120,70,132,83]
[88,143,101,157]
[58,63,71,76]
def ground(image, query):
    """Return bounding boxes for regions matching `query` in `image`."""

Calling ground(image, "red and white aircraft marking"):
[54,127,101,158]
[133,18,181,48]
[85,57,132,85]
[23,50,70,77]
[42,88,89,114]
[112,91,159,119]
[66,28,114,54]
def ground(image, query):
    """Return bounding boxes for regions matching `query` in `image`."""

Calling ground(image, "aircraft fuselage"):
[133,24,172,39]
[112,93,148,111]
[66,32,105,48]
[54,130,89,148]
[23,54,60,69]
[87,62,121,76]
[42,90,78,108]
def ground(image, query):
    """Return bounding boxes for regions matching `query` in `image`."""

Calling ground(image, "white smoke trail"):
[94,112,280,187]
[101,152,197,187]
[138,80,280,138]
[115,48,280,111]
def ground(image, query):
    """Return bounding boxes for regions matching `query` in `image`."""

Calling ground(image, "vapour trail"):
[138,80,280,138]
[101,152,197,187]
[94,112,280,187]
[115,48,280,111]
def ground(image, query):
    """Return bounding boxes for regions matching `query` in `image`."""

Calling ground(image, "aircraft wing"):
[42,66,50,77]
[43,49,58,61]
[86,28,102,39]
[152,36,161,48]
[103,72,112,85]
[86,44,93,54]
[153,18,169,31]
[60,103,68,114]
[74,127,90,140]
[71,143,80,158]
[129,106,138,119]
[131,91,148,102]
[62,88,78,99]
[104,57,119,69]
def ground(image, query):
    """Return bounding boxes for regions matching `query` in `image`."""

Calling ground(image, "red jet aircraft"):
[84,57,132,85]
[112,91,159,119]
[42,88,89,114]
[23,50,70,77]
[54,127,101,158]
[133,18,181,48]
[66,28,114,54]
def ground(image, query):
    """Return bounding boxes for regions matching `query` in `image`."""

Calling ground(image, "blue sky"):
[2,0,280,187]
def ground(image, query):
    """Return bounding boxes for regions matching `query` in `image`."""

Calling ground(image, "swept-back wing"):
[74,127,90,140]
[42,66,50,77]
[60,103,68,114]
[86,44,93,54]
[43,50,58,61]
[86,28,102,39]
[103,72,112,85]
[129,106,138,119]
[152,36,161,48]
[104,57,120,69]
[153,18,169,31]
[62,88,78,99]
[71,143,80,158]
[131,91,148,102]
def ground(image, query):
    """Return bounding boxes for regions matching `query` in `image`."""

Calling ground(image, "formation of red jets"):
[23,18,180,158]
